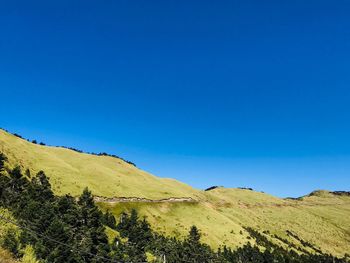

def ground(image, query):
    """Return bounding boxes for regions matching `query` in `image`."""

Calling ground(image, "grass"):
[1,129,349,257]
[98,201,250,249]
[206,188,350,256]
[98,188,350,256]
[0,129,199,199]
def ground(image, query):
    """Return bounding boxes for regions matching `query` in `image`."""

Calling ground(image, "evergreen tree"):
[30,171,54,202]
[182,225,217,263]
[0,152,7,172]
[102,210,116,229]
[188,225,200,244]
[2,228,19,257]
[77,188,110,262]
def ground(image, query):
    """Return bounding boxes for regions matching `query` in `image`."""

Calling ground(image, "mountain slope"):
[0,129,199,199]
[98,188,350,256]
[1,129,349,257]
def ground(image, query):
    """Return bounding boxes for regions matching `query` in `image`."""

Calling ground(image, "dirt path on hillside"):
[94,196,198,204]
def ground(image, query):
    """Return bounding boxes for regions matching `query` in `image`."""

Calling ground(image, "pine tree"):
[77,188,110,262]
[2,228,19,256]
[0,152,7,172]
[30,171,54,201]
[182,225,217,263]
[102,210,116,229]
[188,226,200,244]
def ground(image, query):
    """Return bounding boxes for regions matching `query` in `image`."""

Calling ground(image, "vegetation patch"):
[1,153,349,262]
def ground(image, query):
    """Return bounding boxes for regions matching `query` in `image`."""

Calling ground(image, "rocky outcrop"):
[93,196,197,204]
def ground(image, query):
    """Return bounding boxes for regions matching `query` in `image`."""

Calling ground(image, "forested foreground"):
[0,153,348,263]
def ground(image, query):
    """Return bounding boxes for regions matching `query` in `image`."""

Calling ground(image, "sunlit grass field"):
[0,129,199,199]
[1,129,349,257]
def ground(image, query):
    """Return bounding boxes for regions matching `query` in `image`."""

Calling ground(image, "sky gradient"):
[1,0,349,197]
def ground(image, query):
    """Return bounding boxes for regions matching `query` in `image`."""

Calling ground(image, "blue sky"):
[0,0,349,197]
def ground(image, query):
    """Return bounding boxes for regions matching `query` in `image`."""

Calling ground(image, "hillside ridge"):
[2,129,347,199]
[0,128,199,199]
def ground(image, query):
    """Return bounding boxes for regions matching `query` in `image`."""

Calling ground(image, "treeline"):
[0,152,349,263]
[0,128,136,166]
[204,186,253,192]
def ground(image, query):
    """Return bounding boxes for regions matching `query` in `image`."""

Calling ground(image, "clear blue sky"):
[1,0,349,197]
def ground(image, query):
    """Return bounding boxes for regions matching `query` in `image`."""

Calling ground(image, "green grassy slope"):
[1,129,349,257]
[98,188,350,256]
[204,188,350,256]
[0,129,199,199]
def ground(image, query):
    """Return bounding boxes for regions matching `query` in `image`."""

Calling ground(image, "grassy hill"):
[0,129,199,199]
[98,188,350,256]
[1,129,349,257]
